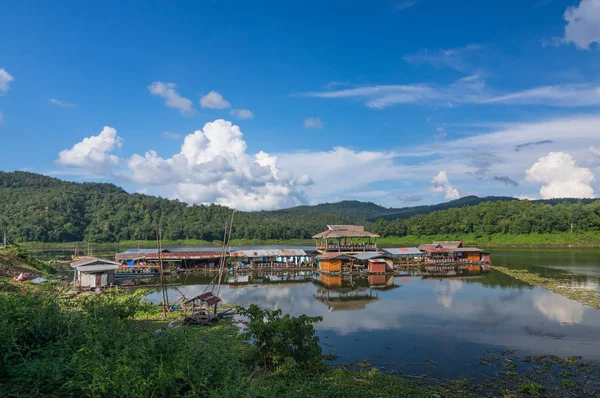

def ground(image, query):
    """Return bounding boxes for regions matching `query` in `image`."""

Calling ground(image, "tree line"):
[1,171,600,243]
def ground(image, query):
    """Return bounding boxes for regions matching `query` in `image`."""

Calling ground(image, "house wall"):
[77,271,115,288]
[467,252,481,261]
[320,259,342,273]
[369,262,387,274]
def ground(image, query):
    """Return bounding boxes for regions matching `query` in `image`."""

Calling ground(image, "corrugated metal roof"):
[231,249,307,258]
[382,248,423,255]
[316,253,354,260]
[75,264,119,272]
[71,257,120,268]
[352,252,383,260]
[421,247,451,253]
[453,247,484,252]
[145,251,224,260]
[418,243,442,250]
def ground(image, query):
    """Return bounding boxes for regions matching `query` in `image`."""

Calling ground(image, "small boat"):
[12,272,35,282]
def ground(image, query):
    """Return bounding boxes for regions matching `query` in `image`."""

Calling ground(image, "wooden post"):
[156,223,168,319]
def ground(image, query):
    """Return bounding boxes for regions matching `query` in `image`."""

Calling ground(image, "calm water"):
[138,247,600,379]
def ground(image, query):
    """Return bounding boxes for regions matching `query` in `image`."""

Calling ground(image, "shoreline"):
[18,233,600,250]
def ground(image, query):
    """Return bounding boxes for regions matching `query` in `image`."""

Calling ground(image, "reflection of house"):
[230,249,312,268]
[313,225,380,252]
[71,257,119,289]
[368,274,398,290]
[313,279,379,312]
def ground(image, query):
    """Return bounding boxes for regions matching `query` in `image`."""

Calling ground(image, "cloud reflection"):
[532,292,585,325]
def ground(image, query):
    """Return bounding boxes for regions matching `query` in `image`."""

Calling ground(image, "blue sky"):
[1,0,600,210]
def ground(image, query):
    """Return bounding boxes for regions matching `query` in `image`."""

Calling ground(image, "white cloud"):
[57,126,122,168]
[303,117,324,128]
[49,98,76,108]
[403,44,481,72]
[481,83,600,106]
[562,0,600,50]
[432,171,460,200]
[436,280,463,308]
[162,131,181,140]
[199,91,231,109]
[302,77,600,109]
[126,119,307,211]
[533,292,585,324]
[148,81,195,115]
[395,0,417,11]
[230,108,254,119]
[526,152,595,199]
[590,145,600,158]
[0,68,14,94]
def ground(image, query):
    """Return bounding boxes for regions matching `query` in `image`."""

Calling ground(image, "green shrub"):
[238,304,324,374]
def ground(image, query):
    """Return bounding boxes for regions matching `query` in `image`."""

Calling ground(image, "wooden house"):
[316,253,354,274]
[313,225,380,252]
[368,259,393,274]
[71,257,119,289]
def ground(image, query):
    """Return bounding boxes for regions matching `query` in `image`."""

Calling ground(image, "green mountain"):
[1,171,599,243]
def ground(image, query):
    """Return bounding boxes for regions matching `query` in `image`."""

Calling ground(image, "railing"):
[319,244,377,252]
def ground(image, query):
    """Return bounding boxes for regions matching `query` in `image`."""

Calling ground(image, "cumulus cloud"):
[126,119,307,211]
[526,152,595,199]
[432,171,460,200]
[148,81,195,115]
[0,68,13,94]
[562,0,600,50]
[533,292,585,324]
[49,98,76,108]
[162,131,181,140]
[304,117,324,128]
[229,108,254,119]
[397,193,423,202]
[590,146,600,158]
[57,126,122,168]
[199,91,231,109]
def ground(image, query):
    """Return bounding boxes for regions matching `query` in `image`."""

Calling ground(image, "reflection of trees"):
[461,271,532,289]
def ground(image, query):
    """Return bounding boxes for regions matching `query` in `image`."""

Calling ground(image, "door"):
[89,274,96,288]
[101,273,108,286]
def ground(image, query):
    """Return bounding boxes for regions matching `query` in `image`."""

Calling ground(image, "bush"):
[238,304,324,374]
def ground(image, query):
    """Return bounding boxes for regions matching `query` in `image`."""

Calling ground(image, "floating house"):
[315,252,355,274]
[313,225,380,252]
[230,249,312,269]
[115,249,224,270]
[367,258,393,274]
[71,257,119,289]
[381,247,425,262]
[418,241,490,263]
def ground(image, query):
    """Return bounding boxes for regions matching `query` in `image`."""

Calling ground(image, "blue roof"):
[382,248,423,256]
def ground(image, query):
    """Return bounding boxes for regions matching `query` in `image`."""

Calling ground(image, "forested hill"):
[0,171,599,243]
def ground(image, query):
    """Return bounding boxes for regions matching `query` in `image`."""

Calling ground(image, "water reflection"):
[532,292,585,324]
[140,269,600,378]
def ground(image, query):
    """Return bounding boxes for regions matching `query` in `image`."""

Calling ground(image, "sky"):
[1,0,600,211]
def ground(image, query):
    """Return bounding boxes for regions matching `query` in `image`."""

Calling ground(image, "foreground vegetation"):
[1,279,599,397]
[2,171,600,246]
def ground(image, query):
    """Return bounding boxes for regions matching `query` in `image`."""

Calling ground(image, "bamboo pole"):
[156,223,168,319]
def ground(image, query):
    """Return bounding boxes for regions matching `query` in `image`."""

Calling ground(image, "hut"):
[368,259,393,274]
[312,225,380,252]
[230,249,312,269]
[71,257,119,289]
[316,253,354,274]
[381,247,424,263]
[115,249,224,270]
[432,241,464,249]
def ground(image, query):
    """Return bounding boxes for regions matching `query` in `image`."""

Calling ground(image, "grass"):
[492,266,600,309]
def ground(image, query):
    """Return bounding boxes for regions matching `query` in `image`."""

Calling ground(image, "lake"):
[136,247,600,380]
